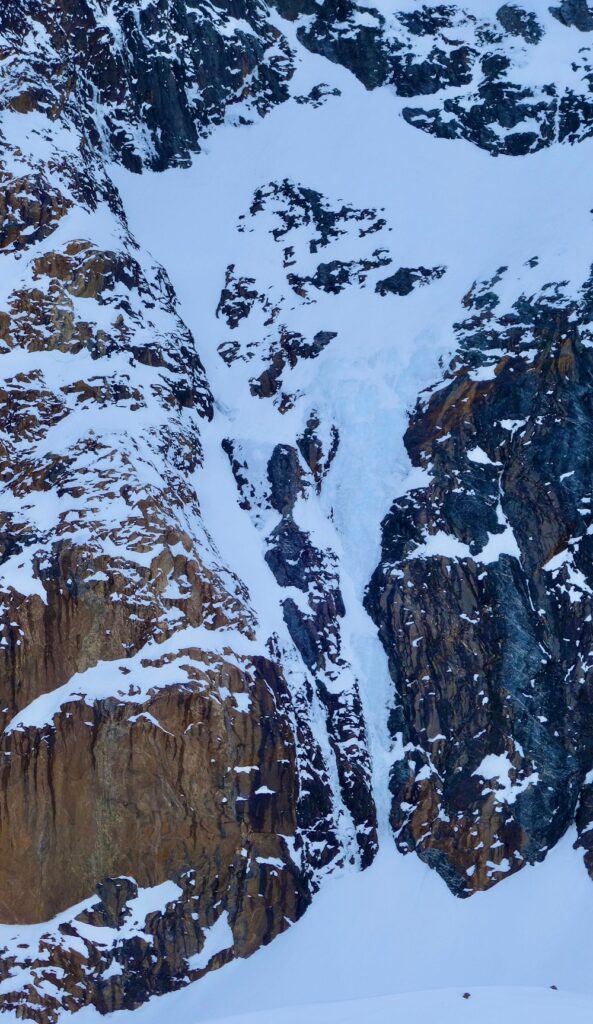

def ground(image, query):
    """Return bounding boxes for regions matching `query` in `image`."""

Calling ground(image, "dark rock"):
[375,265,446,297]
[297,413,340,491]
[496,5,544,43]
[366,263,593,895]
[79,878,139,929]
[295,83,342,106]
[0,0,295,171]
[268,444,304,514]
[289,251,391,295]
[550,0,593,30]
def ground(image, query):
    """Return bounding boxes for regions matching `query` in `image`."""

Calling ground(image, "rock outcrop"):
[367,263,593,895]
[270,0,593,156]
[0,0,294,171]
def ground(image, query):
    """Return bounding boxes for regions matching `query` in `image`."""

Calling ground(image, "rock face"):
[550,0,593,31]
[366,264,593,895]
[0,158,316,1014]
[270,0,593,156]
[0,655,300,924]
[0,660,309,1020]
[0,2,378,1018]
[0,0,294,171]
[4,0,593,1018]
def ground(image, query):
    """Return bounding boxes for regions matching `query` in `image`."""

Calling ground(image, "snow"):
[5,624,262,733]
[467,445,496,466]
[0,880,182,967]
[75,881,183,946]
[409,525,521,564]
[45,833,593,1024]
[187,913,234,972]
[102,8,593,1019]
[112,4,593,658]
[191,989,593,1024]
[100,961,123,981]
[543,547,592,603]
[472,752,539,805]
[112,6,593,845]
[4,2,593,1020]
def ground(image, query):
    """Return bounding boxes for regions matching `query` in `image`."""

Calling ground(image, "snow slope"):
[63,833,593,1023]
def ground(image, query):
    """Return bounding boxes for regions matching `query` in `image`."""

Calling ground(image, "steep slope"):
[0,1,378,1018]
[2,0,593,1020]
[366,261,593,895]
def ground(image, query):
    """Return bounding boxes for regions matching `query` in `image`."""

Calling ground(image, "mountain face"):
[1,0,593,1018]
[366,267,593,894]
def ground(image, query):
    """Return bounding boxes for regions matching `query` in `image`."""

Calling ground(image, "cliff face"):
[0,0,294,171]
[0,658,310,1019]
[3,0,593,1019]
[0,1,378,1016]
[366,266,593,895]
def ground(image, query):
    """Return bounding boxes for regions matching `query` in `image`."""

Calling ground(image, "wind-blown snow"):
[187,914,234,972]
[6,625,262,733]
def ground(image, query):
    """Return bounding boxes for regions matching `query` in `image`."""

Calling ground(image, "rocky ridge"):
[273,0,593,155]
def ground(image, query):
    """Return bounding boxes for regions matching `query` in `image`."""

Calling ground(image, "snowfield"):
[67,833,593,1022]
